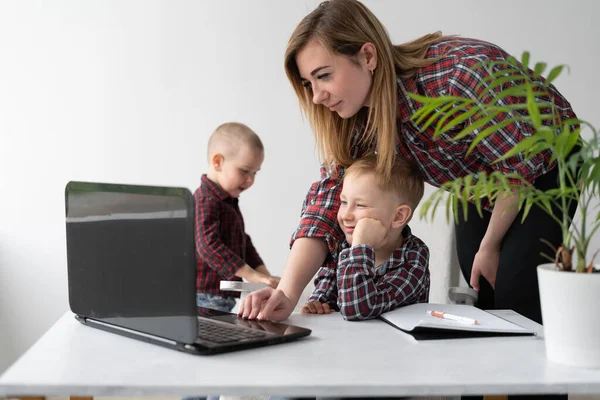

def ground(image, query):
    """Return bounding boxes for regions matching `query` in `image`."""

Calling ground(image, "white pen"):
[427,310,478,325]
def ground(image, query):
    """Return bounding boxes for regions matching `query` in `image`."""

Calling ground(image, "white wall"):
[1,0,598,374]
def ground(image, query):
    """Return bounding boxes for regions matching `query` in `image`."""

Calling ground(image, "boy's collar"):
[201,174,233,202]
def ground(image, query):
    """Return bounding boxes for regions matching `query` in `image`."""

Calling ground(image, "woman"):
[240,0,576,367]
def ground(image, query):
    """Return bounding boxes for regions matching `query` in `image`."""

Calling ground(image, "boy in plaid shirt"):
[194,122,279,312]
[302,155,430,320]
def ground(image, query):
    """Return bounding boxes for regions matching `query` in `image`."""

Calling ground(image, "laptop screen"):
[65,181,198,344]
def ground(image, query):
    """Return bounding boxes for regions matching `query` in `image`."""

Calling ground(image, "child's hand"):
[352,217,387,248]
[244,269,280,288]
[301,301,334,314]
[262,275,280,289]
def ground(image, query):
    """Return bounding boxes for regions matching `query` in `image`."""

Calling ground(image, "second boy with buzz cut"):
[302,155,430,320]
[194,122,279,313]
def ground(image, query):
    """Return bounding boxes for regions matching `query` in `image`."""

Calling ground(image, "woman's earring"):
[370,69,374,76]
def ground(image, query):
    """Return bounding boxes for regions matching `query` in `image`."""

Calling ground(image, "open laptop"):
[65,181,311,355]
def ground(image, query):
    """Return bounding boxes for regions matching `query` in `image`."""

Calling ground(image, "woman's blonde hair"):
[284,0,446,180]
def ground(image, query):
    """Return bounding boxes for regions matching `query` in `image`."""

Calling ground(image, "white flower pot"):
[537,263,600,368]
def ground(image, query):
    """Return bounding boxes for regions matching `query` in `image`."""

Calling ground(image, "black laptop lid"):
[65,181,198,344]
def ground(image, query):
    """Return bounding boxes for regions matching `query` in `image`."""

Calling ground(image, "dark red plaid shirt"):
[291,37,576,266]
[194,175,264,298]
[308,226,430,321]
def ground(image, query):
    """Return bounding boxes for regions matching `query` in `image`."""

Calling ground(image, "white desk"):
[1,311,600,398]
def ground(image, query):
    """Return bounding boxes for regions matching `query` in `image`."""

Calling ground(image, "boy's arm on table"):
[243,234,279,287]
[336,244,430,321]
[252,264,280,288]
[305,266,339,311]
[254,265,270,275]
[234,265,279,286]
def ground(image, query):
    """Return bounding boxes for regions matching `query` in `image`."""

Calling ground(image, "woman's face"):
[296,40,375,119]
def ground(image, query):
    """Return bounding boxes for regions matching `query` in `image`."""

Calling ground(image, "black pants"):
[456,166,576,400]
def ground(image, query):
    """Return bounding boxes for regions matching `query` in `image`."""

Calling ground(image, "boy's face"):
[337,171,400,244]
[214,145,263,198]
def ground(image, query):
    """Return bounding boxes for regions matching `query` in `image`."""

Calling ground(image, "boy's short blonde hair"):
[345,155,424,210]
[207,122,264,161]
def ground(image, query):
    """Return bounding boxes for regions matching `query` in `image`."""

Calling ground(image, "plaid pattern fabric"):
[194,175,264,297]
[291,37,576,263]
[291,164,346,271]
[396,37,576,191]
[308,226,430,321]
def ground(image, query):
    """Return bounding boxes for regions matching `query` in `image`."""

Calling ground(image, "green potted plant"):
[410,52,600,368]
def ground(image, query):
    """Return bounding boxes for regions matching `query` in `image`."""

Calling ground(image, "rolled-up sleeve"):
[307,266,339,310]
[290,164,345,264]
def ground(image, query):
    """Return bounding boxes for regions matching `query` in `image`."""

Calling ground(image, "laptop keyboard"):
[197,318,268,344]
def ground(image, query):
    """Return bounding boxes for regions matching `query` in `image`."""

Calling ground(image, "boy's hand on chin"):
[351,218,387,248]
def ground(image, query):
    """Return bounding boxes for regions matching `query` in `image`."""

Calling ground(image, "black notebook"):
[380,303,536,340]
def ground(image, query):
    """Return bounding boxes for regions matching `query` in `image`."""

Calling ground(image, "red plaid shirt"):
[396,37,576,190]
[291,37,576,265]
[194,175,264,298]
[308,226,430,321]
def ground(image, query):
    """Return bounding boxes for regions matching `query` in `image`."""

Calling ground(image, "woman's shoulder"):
[396,36,515,118]
[426,36,512,66]
[408,36,513,94]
